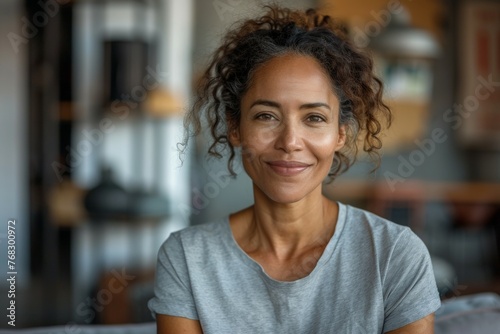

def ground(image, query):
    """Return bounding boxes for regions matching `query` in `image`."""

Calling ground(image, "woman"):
[149,6,440,333]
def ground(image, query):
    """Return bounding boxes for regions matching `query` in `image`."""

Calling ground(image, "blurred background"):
[0,0,499,329]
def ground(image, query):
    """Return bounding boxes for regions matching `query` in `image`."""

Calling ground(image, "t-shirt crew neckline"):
[223,202,347,288]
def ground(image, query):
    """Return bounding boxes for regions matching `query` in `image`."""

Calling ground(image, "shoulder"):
[158,218,230,256]
[173,218,228,240]
[340,202,411,241]
[338,202,429,265]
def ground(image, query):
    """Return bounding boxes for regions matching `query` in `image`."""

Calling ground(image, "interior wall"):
[458,0,500,182]
[0,0,29,289]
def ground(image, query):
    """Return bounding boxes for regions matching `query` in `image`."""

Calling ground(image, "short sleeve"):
[382,228,441,332]
[147,233,199,320]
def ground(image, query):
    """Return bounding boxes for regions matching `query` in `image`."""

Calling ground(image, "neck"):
[243,183,338,261]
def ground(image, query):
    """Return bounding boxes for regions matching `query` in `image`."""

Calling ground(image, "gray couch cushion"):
[0,322,155,334]
[435,293,500,334]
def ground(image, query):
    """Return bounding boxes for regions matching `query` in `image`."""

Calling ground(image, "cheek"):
[239,127,276,158]
[309,131,341,157]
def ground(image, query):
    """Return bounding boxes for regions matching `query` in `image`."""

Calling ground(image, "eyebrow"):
[249,99,331,111]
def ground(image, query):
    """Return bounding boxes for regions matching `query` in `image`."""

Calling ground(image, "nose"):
[274,120,303,153]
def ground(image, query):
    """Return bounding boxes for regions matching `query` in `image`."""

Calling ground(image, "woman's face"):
[230,53,346,204]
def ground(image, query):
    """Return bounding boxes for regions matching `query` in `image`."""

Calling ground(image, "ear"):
[228,123,241,147]
[335,124,347,150]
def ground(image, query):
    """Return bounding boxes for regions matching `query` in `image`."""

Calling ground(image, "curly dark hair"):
[181,5,391,180]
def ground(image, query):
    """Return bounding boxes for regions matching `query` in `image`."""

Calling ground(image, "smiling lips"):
[266,160,311,176]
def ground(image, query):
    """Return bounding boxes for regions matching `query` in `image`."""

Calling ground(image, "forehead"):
[243,54,338,102]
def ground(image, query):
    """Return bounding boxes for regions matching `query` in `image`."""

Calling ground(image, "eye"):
[306,114,326,123]
[255,113,277,121]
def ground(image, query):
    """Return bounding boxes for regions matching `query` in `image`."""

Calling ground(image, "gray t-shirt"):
[148,202,440,333]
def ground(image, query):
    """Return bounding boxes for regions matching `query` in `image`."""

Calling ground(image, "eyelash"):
[307,115,326,123]
[254,113,327,123]
[255,113,276,121]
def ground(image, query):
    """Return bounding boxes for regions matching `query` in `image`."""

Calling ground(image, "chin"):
[269,194,305,205]
[255,183,319,205]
